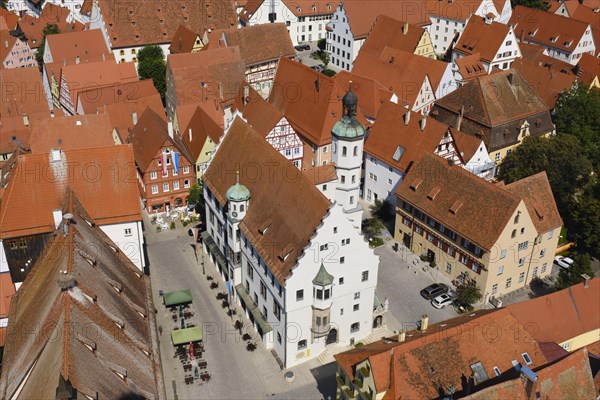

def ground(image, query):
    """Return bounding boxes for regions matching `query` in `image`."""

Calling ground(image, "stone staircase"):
[317,348,332,365]
[363,327,391,344]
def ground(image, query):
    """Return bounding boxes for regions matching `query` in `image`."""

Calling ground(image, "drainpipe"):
[523,235,539,287]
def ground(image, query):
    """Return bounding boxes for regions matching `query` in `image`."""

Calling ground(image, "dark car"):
[420,283,449,300]
[294,45,305,51]
[302,44,311,50]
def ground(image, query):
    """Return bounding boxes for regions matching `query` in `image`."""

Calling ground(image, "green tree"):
[554,85,600,168]
[454,280,482,308]
[510,0,548,9]
[362,217,385,238]
[555,253,595,291]
[317,38,326,51]
[499,135,593,211]
[569,182,600,257]
[35,24,60,68]
[137,45,166,97]
[188,183,202,205]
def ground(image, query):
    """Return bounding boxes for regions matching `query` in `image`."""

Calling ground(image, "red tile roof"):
[28,114,116,153]
[269,57,369,146]
[98,90,165,143]
[232,82,283,137]
[510,6,591,53]
[511,57,576,108]
[95,0,236,48]
[167,46,246,106]
[465,348,597,400]
[205,24,295,66]
[127,107,193,172]
[176,102,223,161]
[61,60,138,111]
[0,9,19,30]
[203,117,331,285]
[77,79,160,114]
[365,101,465,171]
[169,24,201,54]
[454,16,512,63]
[0,273,15,347]
[395,152,521,250]
[0,145,142,239]
[18,4,84,49]
[358,15,428,59]
[504,171,563,233]
[508,277,600,346]
[335,308,548,399]
[44,29,110,66]
[455,53,488,80]
[332,71,392,120]
[576,52,600,87]
[302,163,337,185]
[0,190,164,399]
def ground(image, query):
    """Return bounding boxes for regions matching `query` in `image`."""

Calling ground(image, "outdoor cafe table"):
[171,326,203,346]
[164,289,193,307]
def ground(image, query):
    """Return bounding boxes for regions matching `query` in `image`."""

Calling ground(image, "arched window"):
[240,204,245,212]
[353,146,358,156]
[514,213,520,224]
[342,146,347,157]
[511,229,516,238]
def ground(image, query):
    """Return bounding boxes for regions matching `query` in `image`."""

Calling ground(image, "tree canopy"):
[137,45,166,97]
[510,0,548,9]
[35,24,60,68]
[454,280,482,308]
[553,85,600,169]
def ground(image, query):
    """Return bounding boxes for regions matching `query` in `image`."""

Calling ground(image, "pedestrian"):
[159,289,164,297]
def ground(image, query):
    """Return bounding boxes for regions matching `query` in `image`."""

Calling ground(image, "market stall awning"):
[164,289,193,307]
[171,326,203,345]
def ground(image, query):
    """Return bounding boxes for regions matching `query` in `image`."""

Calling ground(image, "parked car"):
[420,283,449,300]
[294,44,311,51]
[431,293,454,309]
[311,65,324,72]
[554,255,574,269]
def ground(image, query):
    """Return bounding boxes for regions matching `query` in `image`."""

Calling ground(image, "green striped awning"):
[235,284,272,334]
[163,289,192,306]
[171,326,203,345]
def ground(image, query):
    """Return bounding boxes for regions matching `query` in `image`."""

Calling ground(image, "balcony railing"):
[311,324,331,338]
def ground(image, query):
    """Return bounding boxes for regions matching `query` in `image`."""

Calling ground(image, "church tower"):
[331,81,365,215]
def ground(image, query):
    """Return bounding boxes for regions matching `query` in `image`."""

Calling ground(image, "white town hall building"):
[201,88,383,368]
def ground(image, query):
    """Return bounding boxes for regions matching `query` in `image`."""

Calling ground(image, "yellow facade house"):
[394,153,562,301]
[173,103,223,183]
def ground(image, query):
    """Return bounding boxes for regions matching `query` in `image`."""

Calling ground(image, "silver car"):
[431,293,454,309]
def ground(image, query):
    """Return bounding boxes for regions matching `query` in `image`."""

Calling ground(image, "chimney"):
[57,270,76,291]
[188,128,192,142]
[50,110,55,118]
[4,40,8,48]
[168,121,174,139]
[507,72,514,85]
[581,274,590,288]
[63,58,66,66]
[22,113,29,126]
[218,82,224,101]
[62,213,74,237]
[131,111,138,125]
[75,55,80,64]
[398,330,406,342]
[420,314,429,332]
[102,53,106,61]
[519,366,538,400]
[419,115,427,131]
[402,21,408,35]
[404,109,411,125]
